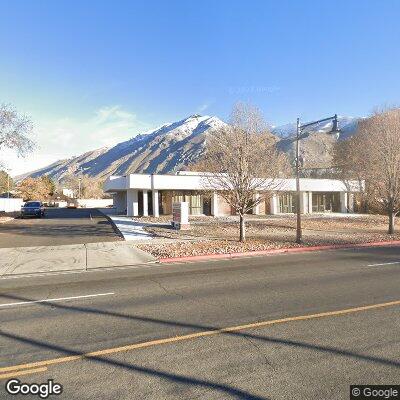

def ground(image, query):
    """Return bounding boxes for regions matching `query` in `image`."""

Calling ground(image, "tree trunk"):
[388,210,395,234]
[239,214,246,242]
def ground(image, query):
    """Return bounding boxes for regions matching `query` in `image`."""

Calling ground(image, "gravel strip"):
[135,214,400,258]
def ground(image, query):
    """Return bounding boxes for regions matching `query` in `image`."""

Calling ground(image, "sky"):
[2,0,400,175]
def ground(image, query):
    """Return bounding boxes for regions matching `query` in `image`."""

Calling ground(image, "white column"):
[340,192,348,213]
[211,192,219,216]
[142,190,148,216]
[152,190,159,217]
[300,192,308,214]
[127,189,139,217]
[308,192,313,213]
[270,194,278,215]
[348,193,354,212]
[253,192,260,215]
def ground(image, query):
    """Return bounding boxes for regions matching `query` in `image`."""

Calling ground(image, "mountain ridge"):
[17,114,226,182]
[17,114,361,182]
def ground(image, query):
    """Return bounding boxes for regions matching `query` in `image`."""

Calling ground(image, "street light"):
[78,178,82,199]
[295,114,340,244]
[4,168,11,199]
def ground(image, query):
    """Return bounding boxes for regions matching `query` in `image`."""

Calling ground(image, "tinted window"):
[25,202,41,207]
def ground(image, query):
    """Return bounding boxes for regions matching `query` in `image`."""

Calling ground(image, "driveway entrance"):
[0,208,120,248]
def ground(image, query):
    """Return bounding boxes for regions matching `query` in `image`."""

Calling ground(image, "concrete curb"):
[96,209,125,240]
[158,240,400,263]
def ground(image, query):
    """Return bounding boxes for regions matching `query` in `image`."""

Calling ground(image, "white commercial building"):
[104,171,362,217]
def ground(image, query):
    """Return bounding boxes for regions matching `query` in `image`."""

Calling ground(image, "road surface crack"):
[149,278,184,300]
[241,335,275,371]
[148,278,230,312]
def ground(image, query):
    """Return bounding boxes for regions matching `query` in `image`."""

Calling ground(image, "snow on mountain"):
[275,116,362,169]
[19,114,227,182]
[272,116,360,138]
[19,113,362,182]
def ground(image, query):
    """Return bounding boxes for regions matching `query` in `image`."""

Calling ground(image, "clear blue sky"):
[2,0,400,174]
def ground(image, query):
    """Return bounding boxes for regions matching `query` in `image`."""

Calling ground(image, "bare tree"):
[0,170,14,195]
[0,104,35,164]
[333,131,368,212]
[198,103,289,241]
[61,174,107,199]
[335,108,400,233]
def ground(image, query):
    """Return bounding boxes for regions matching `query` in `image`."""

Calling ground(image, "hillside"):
[275,117,361,169]
[20,115,226,182]
[19,114,360,182]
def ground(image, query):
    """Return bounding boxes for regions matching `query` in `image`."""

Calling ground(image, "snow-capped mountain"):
[20,115,226,182]
[275,117,362,169]
[19,113,362,182]
[272,116,360,138]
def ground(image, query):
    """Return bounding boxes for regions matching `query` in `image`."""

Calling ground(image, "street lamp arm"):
[300,115,337,130]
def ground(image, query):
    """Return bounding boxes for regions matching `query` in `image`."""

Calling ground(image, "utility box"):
[172,202,190,230]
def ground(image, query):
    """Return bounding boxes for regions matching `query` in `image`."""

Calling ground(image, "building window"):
[312,192,340,212]
[278,192,296,213]
[171,191,210,215]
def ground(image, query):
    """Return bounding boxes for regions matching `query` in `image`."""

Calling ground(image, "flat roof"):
[104,172,363,193]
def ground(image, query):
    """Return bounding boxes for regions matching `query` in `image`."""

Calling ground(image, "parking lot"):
[0,208,121,248]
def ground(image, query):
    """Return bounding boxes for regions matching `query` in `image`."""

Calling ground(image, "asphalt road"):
[0,246,400,399]
[0,208,120,248]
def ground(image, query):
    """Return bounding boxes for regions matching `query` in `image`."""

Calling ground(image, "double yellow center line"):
[1,299,400,380]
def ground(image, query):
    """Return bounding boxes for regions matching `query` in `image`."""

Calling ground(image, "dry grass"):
[135,214,400,258]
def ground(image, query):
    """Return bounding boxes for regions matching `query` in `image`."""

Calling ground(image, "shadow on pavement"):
[0,294,400,380]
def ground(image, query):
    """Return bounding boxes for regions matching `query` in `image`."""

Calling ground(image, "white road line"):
[367,261,400,267]
[0,263,158,280]
[0,292,115,308]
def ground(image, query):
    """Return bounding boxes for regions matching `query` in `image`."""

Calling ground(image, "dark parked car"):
[21,201,45,218]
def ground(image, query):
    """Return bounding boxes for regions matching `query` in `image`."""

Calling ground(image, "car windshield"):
[25,202,41,207]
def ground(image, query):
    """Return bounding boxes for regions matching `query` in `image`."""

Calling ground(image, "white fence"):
[0,198,24,212]
[77,199,113,208]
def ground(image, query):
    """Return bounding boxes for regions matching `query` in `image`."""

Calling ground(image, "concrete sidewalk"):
[109,216,169,241]
[0,241,156,276]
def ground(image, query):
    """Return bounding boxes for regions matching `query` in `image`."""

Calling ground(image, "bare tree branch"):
[334,108,400,233]
[194,103,290,241]
[0,104,35,159]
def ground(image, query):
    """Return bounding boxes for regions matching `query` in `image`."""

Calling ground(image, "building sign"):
[172,202,189,230]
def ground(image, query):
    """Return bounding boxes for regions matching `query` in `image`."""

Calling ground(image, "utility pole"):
[5,168,11,199]
[295,114,339,244]
[78,178,82,199]
[295,118,302,244]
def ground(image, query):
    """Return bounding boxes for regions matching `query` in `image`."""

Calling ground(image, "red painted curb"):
[158,240,400,263]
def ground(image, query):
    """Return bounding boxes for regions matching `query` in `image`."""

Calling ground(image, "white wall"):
[113,192,127,214]
[0,198,24,212]
[104,175,127,191]
[62,188,75,198]
[55,201,68,208]
[104,172,363,194]
[77,199,113,208]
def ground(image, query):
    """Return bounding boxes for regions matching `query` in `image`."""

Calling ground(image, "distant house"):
[104,171,362,217]
[62,188,75,198]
